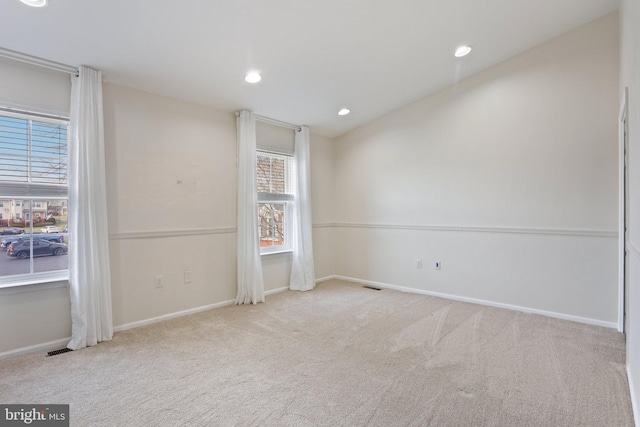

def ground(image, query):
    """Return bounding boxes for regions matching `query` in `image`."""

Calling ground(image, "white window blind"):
[0,110,68,198]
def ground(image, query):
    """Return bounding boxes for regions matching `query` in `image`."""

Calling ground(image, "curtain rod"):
[236,111,301,131]
[0,47,78,76]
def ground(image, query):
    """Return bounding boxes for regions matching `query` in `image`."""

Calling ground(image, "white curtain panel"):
[67,66,113,350]
[236,110,265,304]
[290,126,316,291]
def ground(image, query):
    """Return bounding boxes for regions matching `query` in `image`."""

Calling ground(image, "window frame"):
[256,150,295,255]
[0,108,70,289]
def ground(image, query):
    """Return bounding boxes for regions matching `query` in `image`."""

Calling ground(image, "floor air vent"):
[363,285,382,291]
[47,348,73,357]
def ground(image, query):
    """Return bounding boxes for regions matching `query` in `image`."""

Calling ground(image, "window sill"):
[0,270,69,294]
[260,249,293,257]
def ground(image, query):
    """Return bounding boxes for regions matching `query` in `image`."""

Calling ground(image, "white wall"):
[104,83,336,327]
[310,133,336,279]
[620,0,640,422]
[333,13,620,325]
[103,83,238,327]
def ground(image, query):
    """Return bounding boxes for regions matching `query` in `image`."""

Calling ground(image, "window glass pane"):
[257,154,270,192]
[33,199,68,273]
[0,199,30,277]
[258,203,285,248]
[270,157,285,193]
[256,152,292,195]
[0,198,68,277]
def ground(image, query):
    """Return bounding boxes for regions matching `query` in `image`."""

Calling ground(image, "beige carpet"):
[0,280,634,426]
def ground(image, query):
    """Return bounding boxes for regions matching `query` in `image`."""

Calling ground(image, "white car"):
[41,226,59,233]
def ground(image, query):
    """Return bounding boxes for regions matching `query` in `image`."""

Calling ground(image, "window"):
[257,151,294,254]
[0,110,69,286]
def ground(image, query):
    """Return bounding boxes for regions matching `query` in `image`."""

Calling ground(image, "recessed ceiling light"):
[244,71,261,83]
[338,108,350,116]
[454,45,472,58]
[20,0,47,7]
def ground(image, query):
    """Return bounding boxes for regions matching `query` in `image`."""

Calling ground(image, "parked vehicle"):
[7,240,68,259]
[62,225,68,233]
[0,227,25,235]
[0,233,65,249]
[41,226,60,233]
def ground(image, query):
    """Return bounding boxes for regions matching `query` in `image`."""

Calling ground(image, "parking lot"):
[0,247,68,276]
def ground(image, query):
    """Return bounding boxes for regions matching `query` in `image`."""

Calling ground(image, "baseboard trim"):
[629,365,639,427]
[315,275,337,283]
[332,275,617,329]
[265,286,289,296]
[114,299,237,333]
[0,337,71,361]
[2,276,615,359]
[3,287,290,360]
[114,287,290,333]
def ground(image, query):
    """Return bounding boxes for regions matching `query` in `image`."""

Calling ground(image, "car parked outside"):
[41,226,60,233]
[0,233,65,250]
[7,240,68,259]
[0,228,25,235]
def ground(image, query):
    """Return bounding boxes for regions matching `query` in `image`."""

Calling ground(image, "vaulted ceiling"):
[1,0,619,136]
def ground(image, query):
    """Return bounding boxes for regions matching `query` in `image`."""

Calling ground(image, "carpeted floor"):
[0,280,634,426]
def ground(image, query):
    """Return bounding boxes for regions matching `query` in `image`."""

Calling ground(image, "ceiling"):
[1,0,619,137]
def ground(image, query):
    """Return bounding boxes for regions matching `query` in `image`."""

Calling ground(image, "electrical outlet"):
[184,270,192,284]
[416,259,422,269]
[434,261,441,270]
[154,275,164,288]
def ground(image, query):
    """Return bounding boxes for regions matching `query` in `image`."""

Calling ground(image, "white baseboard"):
[2,276,616,361]
[315,275,337,283]
[115,286,290,334]
[629,365,639,427]
[2,286,292,360]
[331,275,617,329]
[265,286,289,296]
[0,337,71,360]
[114,299,237,333]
